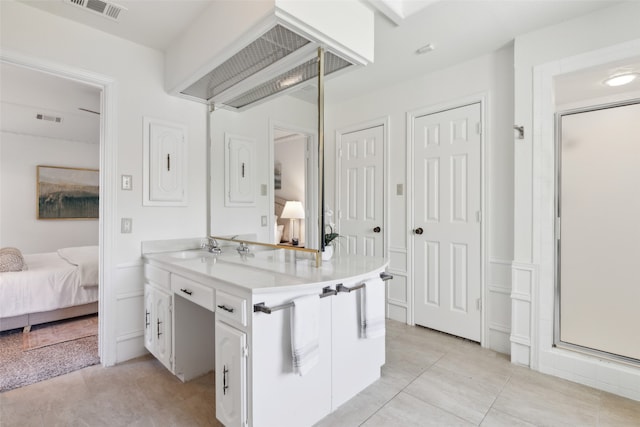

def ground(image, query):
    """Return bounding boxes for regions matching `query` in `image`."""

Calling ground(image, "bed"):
[0,246,99,332]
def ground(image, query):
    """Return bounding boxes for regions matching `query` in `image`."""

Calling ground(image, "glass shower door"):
[557,101,640,362]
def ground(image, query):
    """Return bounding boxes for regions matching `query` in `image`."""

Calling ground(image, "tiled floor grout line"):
[477,373,514,426]
[357,350,449,426]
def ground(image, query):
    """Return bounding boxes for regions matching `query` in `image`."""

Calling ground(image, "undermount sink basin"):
[165,250,216,260]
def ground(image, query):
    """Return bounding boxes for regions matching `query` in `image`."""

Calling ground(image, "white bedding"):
[0,251,98,318]
[57,246,99,287]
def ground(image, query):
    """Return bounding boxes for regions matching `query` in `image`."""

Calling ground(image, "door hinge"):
[555,217,561,240]
[243,345,249,358]
[476,298,482,311]
[338,148,343,158]
[476,122,482,135]
[476,211,482,223]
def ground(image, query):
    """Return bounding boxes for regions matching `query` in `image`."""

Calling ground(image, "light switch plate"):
[121,175,132,190]
[121,218,132,233]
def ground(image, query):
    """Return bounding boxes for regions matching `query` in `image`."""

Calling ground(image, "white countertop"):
[143,248,388,294]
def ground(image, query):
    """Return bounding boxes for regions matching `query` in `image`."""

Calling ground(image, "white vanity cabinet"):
[142,248,388,427]
[143,264,174,372]
[214,289,249,427]
[215,319,248,427]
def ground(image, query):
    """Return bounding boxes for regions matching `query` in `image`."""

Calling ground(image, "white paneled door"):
[338,125,384,257]
[412,103,481,342]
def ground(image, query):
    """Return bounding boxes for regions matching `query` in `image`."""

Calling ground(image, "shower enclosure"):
[555,100,640,363]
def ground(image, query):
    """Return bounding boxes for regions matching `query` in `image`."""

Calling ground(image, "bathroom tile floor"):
[1,319,639,426]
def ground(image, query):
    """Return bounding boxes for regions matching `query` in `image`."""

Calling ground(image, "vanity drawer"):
[215,290,247,327]
[172,274,215,311]
[144,264,170,290]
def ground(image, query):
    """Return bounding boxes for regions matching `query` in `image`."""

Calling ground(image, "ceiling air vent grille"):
[36,114,63,123]
[181,25,311,101]
[65,0,125,21]
[225,52,352,109]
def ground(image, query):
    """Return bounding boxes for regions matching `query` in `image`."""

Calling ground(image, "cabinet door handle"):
[145,311,150,329]
[414,227,424,235]
[180,288,193,296]
[223,365,229,395]
[157,318,162,339]
[167,154,171,172]
[241,162,245,178]
[373,226,381,233]
[217,304,235,313]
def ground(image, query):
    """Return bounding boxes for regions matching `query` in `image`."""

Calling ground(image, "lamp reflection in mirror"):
[281,201,305,245]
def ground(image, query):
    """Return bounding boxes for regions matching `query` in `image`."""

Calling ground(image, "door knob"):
[414,227,424,235]
[373,226,381,233]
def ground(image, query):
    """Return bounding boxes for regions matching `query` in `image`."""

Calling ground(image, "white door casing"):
[337,124,385,257]
[411,102,482,342]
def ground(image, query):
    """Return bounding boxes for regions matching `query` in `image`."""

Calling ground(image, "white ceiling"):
[0,63,101,143]
[2,0,635,142]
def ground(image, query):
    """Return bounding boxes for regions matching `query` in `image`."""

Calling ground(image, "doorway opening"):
[271,123,317,249]
[1,51,116,369]
[0,61,103,388]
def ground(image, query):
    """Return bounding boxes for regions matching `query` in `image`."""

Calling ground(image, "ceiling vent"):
[36,114,63,123]
[65,0,126,21]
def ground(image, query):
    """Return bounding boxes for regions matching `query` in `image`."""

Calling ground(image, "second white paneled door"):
[338,125,384,257]
[412,103,481,342]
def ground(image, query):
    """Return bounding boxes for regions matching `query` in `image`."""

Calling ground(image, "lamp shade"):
[281,201,305,219]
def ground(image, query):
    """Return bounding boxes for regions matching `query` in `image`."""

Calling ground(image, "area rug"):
[22,314,98,350]
[0,316,100,392]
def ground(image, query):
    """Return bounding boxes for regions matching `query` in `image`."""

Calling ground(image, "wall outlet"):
[121,218,132,233]
[261,215,267,226]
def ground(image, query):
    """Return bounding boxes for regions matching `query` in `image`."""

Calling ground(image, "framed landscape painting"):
[37,165,99,220]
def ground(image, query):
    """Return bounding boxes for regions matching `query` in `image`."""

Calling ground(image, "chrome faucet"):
[236,241,250,255]
[202,237,222,254]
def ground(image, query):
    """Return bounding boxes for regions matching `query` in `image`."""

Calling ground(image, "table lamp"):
[281,201,305,245]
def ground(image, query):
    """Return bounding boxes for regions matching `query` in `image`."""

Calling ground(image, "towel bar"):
[380,272,393,281]
[254,286,339,314]
[336,283,366,293]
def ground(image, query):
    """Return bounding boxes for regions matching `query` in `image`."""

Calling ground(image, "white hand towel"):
[360,278,386,339]
[291,294,320,376]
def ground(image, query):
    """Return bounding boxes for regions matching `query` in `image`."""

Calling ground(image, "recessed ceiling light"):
[603,73,638,87]
[415,43,435,55]
[278,74,303,89]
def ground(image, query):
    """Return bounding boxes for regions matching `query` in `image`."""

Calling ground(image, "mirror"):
[208,87,320,251]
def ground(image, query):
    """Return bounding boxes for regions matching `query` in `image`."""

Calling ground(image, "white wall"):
[1,0,208,364]
[512,1,640,400]
[325,44,515,354]
[0,132,99,253]
[210,96,315,243]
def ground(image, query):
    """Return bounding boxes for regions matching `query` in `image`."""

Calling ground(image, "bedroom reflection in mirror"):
[274,128,311,246]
